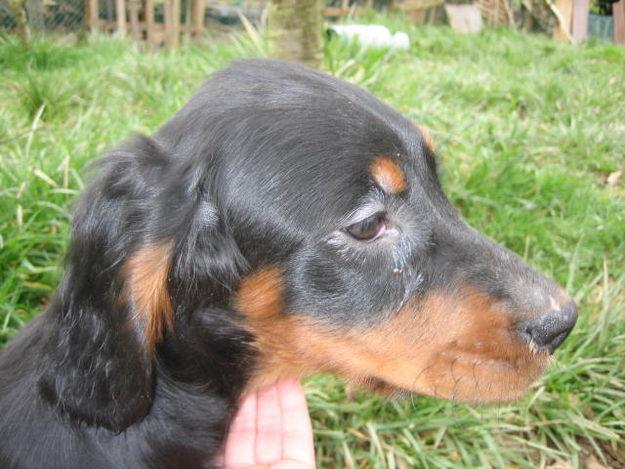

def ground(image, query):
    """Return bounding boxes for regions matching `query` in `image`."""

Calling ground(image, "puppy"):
[0,59,577,468]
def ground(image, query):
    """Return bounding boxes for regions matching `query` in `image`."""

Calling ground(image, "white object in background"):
[328,24,410,50]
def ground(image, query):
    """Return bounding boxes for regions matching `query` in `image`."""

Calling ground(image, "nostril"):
[519,300,578,354]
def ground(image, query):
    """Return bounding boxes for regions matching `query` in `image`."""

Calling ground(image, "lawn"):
[1,14,624,468]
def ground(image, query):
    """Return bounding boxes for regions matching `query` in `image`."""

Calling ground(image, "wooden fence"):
[85,0,205,48]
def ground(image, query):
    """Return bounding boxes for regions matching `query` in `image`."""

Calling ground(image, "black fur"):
[0,59,576,468]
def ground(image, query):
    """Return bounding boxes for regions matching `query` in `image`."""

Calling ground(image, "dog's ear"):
[168,197,247,305]
[37,136,179,432]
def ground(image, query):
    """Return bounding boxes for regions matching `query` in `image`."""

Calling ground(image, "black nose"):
[519,301,578,354]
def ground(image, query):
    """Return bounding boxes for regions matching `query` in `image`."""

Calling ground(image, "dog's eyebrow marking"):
[418,125,436,153]
[370,156,406,194]
[235,267,284,319]
[124,241,174,355]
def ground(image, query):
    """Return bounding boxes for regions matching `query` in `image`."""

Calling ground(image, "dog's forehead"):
[197,60,439,230]
[219,115,432,232]
[221,129,381,228]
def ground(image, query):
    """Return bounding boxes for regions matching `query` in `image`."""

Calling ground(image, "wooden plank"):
[614,0,625,44]
[101,20,172,31]
[191,0,205,37]
[115,0,126,35]
[145,0,156,48]
[86,0,99,32]
[128,0,140,40]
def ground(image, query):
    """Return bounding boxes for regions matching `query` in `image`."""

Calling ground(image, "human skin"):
[223,379,315,469]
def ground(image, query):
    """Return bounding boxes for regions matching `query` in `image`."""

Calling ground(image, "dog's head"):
[39,59,576,432]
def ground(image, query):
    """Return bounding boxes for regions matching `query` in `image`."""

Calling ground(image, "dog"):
[0,59,577,468]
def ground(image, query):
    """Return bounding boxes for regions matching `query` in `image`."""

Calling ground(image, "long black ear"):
[37,136,176,432]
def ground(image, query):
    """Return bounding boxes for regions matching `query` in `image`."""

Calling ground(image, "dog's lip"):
[362,347,550,400]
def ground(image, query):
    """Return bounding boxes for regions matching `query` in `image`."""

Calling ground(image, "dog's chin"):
[358,353,550,404]
[360,377,414,399]
[359,376,536,403]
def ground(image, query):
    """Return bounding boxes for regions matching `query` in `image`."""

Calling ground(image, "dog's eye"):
[345,213,386,241]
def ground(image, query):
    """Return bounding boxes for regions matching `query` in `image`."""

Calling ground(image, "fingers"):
[223,379,315,469]
[255,383,283,464]
[277,379,315,467]
[224,388,257,467]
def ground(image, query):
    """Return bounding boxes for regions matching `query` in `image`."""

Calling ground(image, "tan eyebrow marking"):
[418,125,436,152]
[370,156,406,194]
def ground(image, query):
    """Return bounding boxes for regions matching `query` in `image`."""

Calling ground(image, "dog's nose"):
[519,300,578,354]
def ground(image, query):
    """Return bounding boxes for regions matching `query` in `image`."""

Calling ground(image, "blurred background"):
[1,0,624,468]
[1,0,624,46]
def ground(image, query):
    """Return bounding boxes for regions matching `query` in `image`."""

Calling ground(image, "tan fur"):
[370,157,407,194]
[124,242,174,354]
[235,267,284,319]
[418,125,436,152]
[236,272,549,402]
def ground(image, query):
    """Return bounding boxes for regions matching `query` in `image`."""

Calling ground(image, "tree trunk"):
[267,0,323,69]
[8,0,30,45]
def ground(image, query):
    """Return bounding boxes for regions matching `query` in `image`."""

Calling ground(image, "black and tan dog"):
[0,59,577,468]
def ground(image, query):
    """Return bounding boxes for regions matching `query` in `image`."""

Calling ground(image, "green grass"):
[1,15,624,468]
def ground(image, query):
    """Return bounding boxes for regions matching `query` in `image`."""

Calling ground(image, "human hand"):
[223,379,316,469]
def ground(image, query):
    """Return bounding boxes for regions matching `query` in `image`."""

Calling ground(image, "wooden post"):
[173,0,181,45]
[164,0,173,47]
[614,0,625,44]
[115,0,126,35]
[128,0,140,40]
[145,0,155,48]
[571,0,588,42]
[86,0,99,32]
[165,0,180,48]
[191,0,205,37]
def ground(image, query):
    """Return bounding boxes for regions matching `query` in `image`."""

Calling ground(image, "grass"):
[1,14,624,468]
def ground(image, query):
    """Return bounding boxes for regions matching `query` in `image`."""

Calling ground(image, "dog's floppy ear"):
[37,136,177,432]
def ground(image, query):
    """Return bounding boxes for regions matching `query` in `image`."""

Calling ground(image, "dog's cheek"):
[235,271,548,401]
[235,267,285,320]
[234,267,336,387]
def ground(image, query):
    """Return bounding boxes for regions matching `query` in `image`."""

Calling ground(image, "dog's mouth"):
[356,345,551,404]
